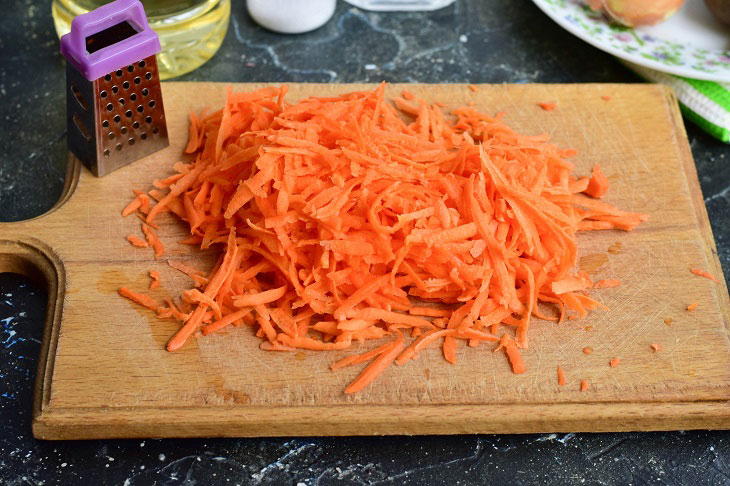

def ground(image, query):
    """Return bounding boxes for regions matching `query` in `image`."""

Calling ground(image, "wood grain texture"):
[0,83,727,439]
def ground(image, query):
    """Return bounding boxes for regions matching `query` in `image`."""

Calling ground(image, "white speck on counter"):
[459,34,468,43]
[139,441,145,447]
[365,64,377,70]
[159,454,166,461]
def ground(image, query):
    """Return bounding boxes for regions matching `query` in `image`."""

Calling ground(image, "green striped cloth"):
[624,61,730,143]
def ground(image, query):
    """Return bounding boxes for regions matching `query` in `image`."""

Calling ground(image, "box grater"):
[60,0,169,177]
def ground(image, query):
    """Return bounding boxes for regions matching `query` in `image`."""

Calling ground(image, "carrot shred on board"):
[594,279,620,288]
[601,95,611,101]
[149,270,160,290]
[687,303,698,311]
[690,268,720,284]
[651,343,662,352]
[538,101,556,111]
[583,164,609,198]
[609,357,620,367]
[580,379,589,392]
[557,366,566,386]
[582,346,593,355]
[127,234,148,248]
[118,287,159,311]
[119,83,648,393]
[468,84,478,92]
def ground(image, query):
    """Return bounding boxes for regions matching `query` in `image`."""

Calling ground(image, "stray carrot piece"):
[601,95,611,101]
[582,346,593,355]
[609,357,620,368]
[118,286,159,311]
[142,224,164,259]
[538,101,556,111]
[557,366,566,386]
[468,84,478,92]
[149,270,160,290]
[583,164,609,199]
[687,303,698,311]
[690,268,720,284]
[651,343,662,352]
[496,334,526,375]
[345,335,404,394]
[580,379,589,392]
[594,279,620,288]
[127,234,148,248]
[664,317,672,325]
[330,341,393,371]
[122,194,146,217]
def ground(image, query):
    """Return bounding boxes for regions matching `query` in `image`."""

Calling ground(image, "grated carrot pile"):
[119,84,648,393]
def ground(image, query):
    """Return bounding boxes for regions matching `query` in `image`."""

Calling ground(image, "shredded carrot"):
[557,366,566,386]
[594,279,620,288]
[582,346,593,355]
[583,164,609,198]
[468,84,478,92]
[690,268,720,284]
[687,303,698,311]
[601,95,611,101]
[538,101,556,111]
[609,357,620,367]
[127,234,148,248]
[651,343,662,352]
[663,317,672,325]
[149,270,160,290]
[118,287,159,311]
[580,379,589,392]
[119,84,648,393]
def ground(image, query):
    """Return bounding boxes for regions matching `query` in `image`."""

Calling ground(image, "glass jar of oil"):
[52,0,230,79]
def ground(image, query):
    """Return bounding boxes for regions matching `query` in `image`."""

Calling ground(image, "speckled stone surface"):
[1,0,730,484]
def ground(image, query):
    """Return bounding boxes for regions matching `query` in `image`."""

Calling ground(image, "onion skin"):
[588,0,685,27]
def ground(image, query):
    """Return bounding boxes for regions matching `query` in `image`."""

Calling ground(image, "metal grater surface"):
[92,55,168,175]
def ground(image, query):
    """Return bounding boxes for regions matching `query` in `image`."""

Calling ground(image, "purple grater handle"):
[60,0,161,81]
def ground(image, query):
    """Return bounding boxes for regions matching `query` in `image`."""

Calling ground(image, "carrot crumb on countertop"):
[557,366,566,386]
[594,279,620,288]
[687,302,698,311]
[601,95,611,101]
[149,270,160,290]
[580,380,590,392]
[585,325,593,331]
[690,268,720,284]
[468,84,478,92]
[664,317,672,325]
[609,357,620,368]
[582,346,593,355]
[651,343,662,352]
[538,101,556,111]
[583,163,609,199]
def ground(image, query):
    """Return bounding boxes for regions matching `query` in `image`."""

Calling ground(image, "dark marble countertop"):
[1,0,729,484]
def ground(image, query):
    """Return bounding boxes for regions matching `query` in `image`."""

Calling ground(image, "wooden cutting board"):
[2,83,728,440]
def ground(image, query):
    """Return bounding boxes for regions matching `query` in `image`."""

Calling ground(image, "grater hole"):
[130,93,137,101]
[116,69,123,77]
[142,88,149,96]
[152,126,159,135]
[118,98,125,105]
[112,85,119,94]
[71,84,88,110]
[125,110,133,118]
[104,74,112,82]
[120,126,128,134]
[102,120,109,128]
[116,143,122,151]
[106,103,114,112]
[148,100,156,108]
[128,138,135,146]
[133,121,140,129]
[103,149,110,157]
[113,114,121,123]
[100,90,107,98]
[72,113,91,142]
[127,65,134,72]
[145,72,152,80]
[140,132,147,140]
[108,132,115,140]
[137,104,144,113]
[134,77,141,85]
[138,60,146,68]
[145,115,152,124]
[122,81,130,90]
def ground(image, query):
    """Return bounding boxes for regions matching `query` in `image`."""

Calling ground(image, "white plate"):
[532,0,730,82]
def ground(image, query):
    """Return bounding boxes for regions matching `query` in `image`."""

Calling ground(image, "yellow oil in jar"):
[52,0,230,79]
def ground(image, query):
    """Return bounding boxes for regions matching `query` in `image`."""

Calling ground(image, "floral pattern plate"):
[532,0,730,82]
